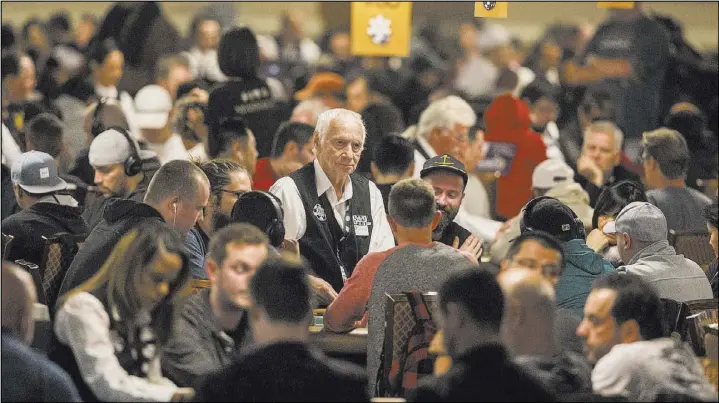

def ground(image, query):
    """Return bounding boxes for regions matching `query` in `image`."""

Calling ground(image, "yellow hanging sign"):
[474,2,509,19]
[597,2,636,9]
[351,2,413,57]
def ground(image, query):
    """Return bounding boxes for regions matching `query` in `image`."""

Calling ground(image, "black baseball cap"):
[420,154,468,187]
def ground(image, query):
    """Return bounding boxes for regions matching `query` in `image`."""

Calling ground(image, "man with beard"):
[420,154,483,255]
[186,159,252,279]
[82,127,159,230]
[162,223,269,387]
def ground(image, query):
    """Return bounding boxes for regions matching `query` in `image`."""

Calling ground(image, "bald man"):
[1,262,37,344]
[2,262,81,401]
[498,269,592,396]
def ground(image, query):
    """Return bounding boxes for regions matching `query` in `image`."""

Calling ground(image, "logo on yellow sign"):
[351,2,412,57]
[474,1,508,18]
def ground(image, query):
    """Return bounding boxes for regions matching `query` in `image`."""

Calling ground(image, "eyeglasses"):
[218,189,247,199]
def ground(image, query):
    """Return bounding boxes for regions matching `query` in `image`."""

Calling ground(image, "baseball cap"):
[11,151,67,194]
[420,154,469,187]
[603,202,667,243]
[521,197,581,242]
[89,128,156,168]
[532,159,575,189]
[134,85,173,129]
[294,72,345,101]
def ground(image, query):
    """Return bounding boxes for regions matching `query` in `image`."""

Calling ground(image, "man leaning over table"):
[161,224,269,387]
[323,178,477,393]
[270,108,395,295]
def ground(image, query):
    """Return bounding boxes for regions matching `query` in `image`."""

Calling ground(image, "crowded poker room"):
[1,1,718,402]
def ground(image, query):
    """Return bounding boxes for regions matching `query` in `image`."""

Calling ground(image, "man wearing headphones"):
[231,190,338,305]
[57,160,210,309]
[82,127,159,231]
[519,196,613,318]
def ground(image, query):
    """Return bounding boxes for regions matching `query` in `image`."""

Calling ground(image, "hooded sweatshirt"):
[484,94,547,219]
[489,182,594,263]
[618,241,713,303]
[2,196,89,267]
[56,198,164,311]
[556,239,614,318]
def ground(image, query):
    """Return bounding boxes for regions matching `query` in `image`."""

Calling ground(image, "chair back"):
[13,259,46,305]
[684,299,718,357]
[2,232,14,260]
[40,233,86,309]
[669,230,714,269]
[380,292,438,396]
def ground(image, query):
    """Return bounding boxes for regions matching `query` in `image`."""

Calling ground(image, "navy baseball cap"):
[420,154,469,187]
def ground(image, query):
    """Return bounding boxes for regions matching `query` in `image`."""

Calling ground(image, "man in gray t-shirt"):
[641,128,712,233]
[322,178,479,394]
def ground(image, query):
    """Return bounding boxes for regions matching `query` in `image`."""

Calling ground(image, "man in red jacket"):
[484,94,547,219]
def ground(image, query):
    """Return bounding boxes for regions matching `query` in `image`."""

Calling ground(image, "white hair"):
[417,95,477,139]
[314,108,366,142]
[291,99,329,126]
[584,120,624,152]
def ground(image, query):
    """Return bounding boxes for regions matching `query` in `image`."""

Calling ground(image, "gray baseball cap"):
[11,151,67,194]
[603,202,667,243]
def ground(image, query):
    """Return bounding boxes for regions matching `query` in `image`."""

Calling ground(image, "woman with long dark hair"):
[585,180,647,267]
[53,220,193,401]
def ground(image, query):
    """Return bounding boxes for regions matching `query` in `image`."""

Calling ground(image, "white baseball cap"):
[532,159,575,190]
[89,128,156,167]
[134,85,173,129]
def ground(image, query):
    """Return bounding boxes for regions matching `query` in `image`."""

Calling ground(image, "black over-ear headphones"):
[91,97,107,137]
[519,196,585,240]
[231,191,286,248]
[105,125,143,177]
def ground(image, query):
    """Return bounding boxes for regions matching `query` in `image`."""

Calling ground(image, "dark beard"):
[432,206,459,241]
[213,211,232,233]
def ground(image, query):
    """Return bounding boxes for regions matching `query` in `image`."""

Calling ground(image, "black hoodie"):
[2,200,89,267]
[56,198,164,312]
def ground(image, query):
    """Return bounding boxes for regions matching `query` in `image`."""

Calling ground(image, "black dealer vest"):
[289,163,373,292]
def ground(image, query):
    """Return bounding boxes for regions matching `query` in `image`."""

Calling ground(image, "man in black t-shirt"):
[420,154,483,258]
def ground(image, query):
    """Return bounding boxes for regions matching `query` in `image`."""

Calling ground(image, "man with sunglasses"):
[186,159,252,279]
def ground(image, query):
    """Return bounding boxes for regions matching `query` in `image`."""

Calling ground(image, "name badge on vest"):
[313,204,327,221]
[353,215,371,236]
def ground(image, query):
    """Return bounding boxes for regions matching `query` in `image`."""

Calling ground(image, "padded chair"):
[40,233,86,310]
[2,232,14,260]
[669,230,714,270]
[684,298,718,357]
[379,292,438,397]
[662,298,719,357]
[13,259,46,305]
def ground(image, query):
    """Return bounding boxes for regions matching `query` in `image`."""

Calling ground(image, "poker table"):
[309,309,368,366]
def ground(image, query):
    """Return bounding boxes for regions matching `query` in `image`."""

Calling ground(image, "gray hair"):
[144,160,210,205]
[641,128,690,180]
[314,108,366,142]
[388,178,437,228]
[417,95,477,139]
[291,99,329,126]
[584,120,624,152]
